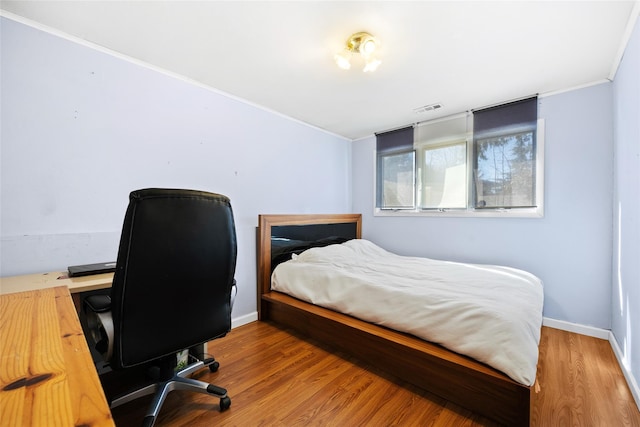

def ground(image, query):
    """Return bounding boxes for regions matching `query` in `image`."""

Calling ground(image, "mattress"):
[271,239,544,386]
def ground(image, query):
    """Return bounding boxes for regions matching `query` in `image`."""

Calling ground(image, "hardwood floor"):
[110,321,640,426]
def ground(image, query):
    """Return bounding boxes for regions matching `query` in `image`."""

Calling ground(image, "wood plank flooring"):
[110,321,640,426]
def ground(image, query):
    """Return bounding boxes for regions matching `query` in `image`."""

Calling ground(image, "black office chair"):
[84,188,237,427]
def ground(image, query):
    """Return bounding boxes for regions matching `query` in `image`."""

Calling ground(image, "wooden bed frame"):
[257,214,532,426]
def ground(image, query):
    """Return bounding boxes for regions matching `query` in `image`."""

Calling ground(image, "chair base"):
[110,356,230,427]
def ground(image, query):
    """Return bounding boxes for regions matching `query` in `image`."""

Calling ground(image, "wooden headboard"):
[257,214,362,319]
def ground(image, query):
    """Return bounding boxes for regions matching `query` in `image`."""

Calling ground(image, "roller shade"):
[376,126,414,153]
[474,97,537,137]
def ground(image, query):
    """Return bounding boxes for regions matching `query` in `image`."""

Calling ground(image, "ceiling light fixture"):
[334,32,381,72]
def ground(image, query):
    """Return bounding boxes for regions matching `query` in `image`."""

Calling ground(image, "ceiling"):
[2,1,638,140]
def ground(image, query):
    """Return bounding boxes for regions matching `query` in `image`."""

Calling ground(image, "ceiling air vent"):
[413,103,443,114]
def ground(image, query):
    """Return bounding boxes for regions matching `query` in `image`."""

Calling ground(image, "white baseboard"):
[231,311,258,329]
[608,331,640,411]
[543,317,640,411]
[542,317,610,339]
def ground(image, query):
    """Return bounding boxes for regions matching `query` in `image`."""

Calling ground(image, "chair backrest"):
[110,188,237,369]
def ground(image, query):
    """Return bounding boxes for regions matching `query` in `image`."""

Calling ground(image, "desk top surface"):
[0,270,113,295]
[0,286,115,426]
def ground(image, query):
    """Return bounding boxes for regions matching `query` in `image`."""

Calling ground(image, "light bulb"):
[360,38,376,56]
[363,58,381,73]
[334,52,351,70]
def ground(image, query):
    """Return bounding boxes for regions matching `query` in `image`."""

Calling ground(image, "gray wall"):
[352,83,614,329]
[0,17,352,321]
[612,14,640,400]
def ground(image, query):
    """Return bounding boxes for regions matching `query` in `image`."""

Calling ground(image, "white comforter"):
[271,239,543,386]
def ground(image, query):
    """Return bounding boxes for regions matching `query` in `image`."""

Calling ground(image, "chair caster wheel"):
[209,361,220,372]
[220,396,231,411]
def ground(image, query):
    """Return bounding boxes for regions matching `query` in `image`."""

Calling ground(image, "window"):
[379,151,415,209]
[421,141,467,209]
[474,129,535,208]
[473,97,538,210]
[376,126,415,209]
[375,97,543,217]
[415,113,469,210]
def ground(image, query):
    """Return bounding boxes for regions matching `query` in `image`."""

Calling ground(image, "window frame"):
[416,137,469,211]
[376,148,417,210]
[374,118,545,218]
[472,124,537,210]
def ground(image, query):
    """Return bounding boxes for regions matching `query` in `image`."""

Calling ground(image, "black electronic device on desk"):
[68,262,116,277]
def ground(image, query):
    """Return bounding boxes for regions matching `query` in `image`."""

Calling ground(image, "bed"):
[257,214,539,426]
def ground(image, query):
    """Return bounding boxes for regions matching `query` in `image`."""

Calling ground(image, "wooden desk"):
[0,271,113,295]
[0,286,114,426]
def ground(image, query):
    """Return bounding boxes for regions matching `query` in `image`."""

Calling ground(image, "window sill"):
[373,207,544,219]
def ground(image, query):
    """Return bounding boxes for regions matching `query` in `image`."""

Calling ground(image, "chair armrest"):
[230,280,237,310]
[84,294,111,313]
